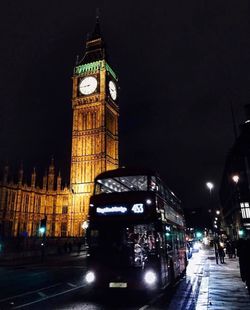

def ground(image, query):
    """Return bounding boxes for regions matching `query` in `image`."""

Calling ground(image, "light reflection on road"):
[167,247,207,310]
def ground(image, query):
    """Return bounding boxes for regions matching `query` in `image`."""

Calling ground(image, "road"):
[0,248,206,309]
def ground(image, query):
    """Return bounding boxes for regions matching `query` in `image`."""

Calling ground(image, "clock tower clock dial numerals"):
[108,80,117,100]
[79,76,98,95]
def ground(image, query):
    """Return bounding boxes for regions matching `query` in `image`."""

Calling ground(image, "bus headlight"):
[144,270,157,285]
[85,271,95,284]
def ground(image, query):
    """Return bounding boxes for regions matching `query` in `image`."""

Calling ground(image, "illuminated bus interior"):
[88,223,184,268]
[95,175,148,194]
[94,173,181,212]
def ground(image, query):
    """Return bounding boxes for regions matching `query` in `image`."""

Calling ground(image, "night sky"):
[0,1,249,210]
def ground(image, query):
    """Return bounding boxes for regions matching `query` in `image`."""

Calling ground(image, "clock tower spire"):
[70,15,119,236]
[79,10,105,65]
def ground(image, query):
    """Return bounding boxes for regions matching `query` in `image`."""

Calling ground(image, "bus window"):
[149,176,157,191]
[95,175,148,194]
[127,224,160,266]
[178,230,185,248]
[165,230,173,252]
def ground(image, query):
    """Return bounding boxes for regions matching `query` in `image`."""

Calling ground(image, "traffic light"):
[239,228,244,238]
[196,231,202,239]
[39,217,47,234]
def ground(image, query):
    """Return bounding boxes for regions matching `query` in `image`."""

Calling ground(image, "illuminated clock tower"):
[70,15,119,235]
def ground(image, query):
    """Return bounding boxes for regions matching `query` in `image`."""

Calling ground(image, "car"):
[187,240,201,254]
[192,241,201,253]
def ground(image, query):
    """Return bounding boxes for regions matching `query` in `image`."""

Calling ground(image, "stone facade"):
[0,16,119,238]
[0,161,70,237]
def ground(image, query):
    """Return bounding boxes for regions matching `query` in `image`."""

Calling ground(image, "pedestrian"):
[218,245,225,263]
[226,240,233,258]
[245,239,250,294]
[231,240,237,258]
[237,238,249,282]
[214,242,219,264]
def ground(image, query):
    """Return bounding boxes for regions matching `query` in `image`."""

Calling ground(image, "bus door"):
[164,224,175,283]
[172,227,181,275]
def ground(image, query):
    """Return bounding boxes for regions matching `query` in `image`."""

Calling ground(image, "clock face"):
[108,80,117,100]
[79,76,98,95]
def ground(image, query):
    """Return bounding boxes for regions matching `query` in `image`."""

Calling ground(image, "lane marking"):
[67,282,77,287]
[138,292,164,310]
[0,283,62,303]
[13,283,87,309]
[195,277,209,309]
[38,292,47,298]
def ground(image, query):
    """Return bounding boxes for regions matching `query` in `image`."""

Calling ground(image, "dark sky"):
[0,1,249,210]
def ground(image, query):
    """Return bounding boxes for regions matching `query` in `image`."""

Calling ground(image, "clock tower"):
[70,15,119,235]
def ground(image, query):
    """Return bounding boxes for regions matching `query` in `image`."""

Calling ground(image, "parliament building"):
[0,17,119,238]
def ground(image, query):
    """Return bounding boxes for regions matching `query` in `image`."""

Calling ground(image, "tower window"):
[62,206,68,214]
[240,202,250,219]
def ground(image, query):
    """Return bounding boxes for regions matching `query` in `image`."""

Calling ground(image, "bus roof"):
[95,167,158,181]
[94,167,181,204]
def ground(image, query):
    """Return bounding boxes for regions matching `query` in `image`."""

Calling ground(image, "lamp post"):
[206,182,214,195]
[206,181,217,237]
[81,220,88,247]
[206,181,214,213]
[232,175,239,184]
[232,174,241,239]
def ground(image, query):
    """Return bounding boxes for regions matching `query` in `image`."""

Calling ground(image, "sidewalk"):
[197,248,250,310]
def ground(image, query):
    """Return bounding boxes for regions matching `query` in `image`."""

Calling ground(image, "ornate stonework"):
[0,17,119,238]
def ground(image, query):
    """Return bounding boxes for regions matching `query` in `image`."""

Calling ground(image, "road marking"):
[196,277,209,309]
[0,283,62,302]
[138,292,164,310]
[38,292,47,298]
[67,282,77,287]
[12,283,87,309]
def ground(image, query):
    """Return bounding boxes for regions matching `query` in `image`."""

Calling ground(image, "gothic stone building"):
[0,17,119,238]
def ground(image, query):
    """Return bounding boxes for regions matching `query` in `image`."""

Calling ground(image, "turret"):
[48,158,55,191]
[43,170,47,190]
[18,163,23,186]
[57,171,62,191]
[31,167,36,188]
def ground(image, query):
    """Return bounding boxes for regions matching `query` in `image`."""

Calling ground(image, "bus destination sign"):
[96,203,144,216]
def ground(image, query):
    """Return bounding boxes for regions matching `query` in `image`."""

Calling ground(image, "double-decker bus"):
[85,167,187,291]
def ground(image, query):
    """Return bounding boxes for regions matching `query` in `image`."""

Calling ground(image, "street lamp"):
[206,181,214,214]
[81,221,89,246]
[206,182,214,193]
[206,181,218,235]
[232,174,241,240]
[81,220,88,230]
[232,175,240,184]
